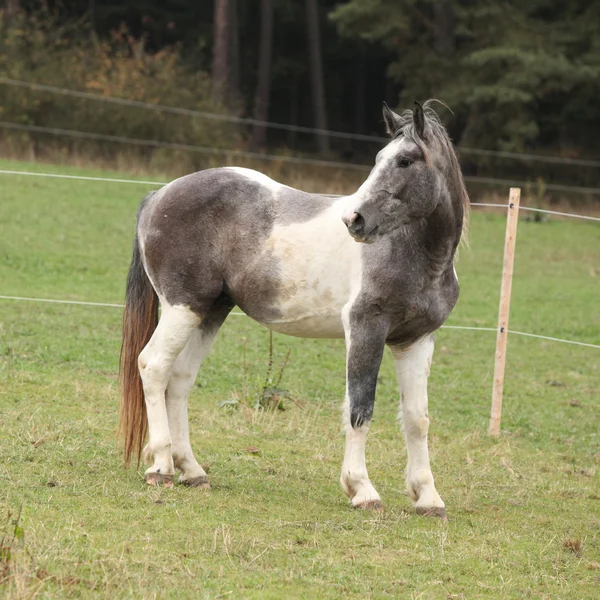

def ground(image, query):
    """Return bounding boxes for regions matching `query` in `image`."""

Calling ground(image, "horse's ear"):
[413,101,426,139]
[382,102,402,137]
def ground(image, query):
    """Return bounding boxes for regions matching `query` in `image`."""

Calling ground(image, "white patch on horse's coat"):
[390,337,445,510]
[138,300,201,478]
[340,410,381,507]
[225,167,288,195]
[166,324,220,482]
[453,265,458,282]
[262,198,363,338]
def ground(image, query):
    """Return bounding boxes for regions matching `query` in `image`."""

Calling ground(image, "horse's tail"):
[119,209,159,466]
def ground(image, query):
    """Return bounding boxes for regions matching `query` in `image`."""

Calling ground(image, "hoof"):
[180,475,210,489]
[354,499,384,511]
[145,473,174,488]
[416,506,448,520]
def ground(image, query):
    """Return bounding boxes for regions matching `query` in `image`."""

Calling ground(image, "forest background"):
[1,0,599,200]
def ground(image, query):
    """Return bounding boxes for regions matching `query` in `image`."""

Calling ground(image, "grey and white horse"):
[120,101,469,517]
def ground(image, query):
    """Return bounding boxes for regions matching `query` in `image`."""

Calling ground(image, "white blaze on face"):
[348,137,405,214]
[261,198,363,338]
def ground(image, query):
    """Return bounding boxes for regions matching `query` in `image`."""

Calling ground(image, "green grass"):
[0,158,599,599]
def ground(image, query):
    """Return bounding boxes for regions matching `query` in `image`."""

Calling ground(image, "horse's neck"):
[413,202,461,272]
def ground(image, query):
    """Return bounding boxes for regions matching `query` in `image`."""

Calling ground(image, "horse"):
[119,100,469,517]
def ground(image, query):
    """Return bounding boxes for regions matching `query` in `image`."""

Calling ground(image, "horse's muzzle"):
[342,210,377,243]
[342,210,365,236]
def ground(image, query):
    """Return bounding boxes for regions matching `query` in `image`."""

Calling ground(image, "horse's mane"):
[393,100,470,246]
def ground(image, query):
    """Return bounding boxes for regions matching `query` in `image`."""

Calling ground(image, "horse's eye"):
[398,157,412,168]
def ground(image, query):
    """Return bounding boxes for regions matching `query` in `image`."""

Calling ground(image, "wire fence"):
[3,122,600,195]
[518,206,600,222]
[3,77,600,168]
[0,168,166,186]
[2,168,600,222]
[0,294,597,350]
[0,121,372,172]
[0,168,598,351]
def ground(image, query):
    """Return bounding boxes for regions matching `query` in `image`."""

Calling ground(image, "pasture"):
[0,158,598,599]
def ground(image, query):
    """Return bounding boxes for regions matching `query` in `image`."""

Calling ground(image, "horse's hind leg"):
[166,304,231,487]
[390,335,446,518]
[138,302,201,486]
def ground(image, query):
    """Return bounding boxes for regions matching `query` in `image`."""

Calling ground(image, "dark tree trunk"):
[288,78,299,146]
[354,45,366,135]
[229,0,240,101]
[89,0,96,35]
[433,0,456,57]
[305,0,329,154]
[212,0,230,104]
[251,0,273,151]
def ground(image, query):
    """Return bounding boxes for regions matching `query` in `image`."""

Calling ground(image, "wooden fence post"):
[489,188,521,436]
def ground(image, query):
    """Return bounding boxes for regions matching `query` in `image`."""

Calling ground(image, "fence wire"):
[0,121,372,172]
[0,169,166,186]
[3,77,600,168]
[0,296,597,350]
[3,120,600,193]
[470,201,600,222]
[518,206,600,222]
[464,175,600,196]
[2,169,600,221]
[0,76,384,143]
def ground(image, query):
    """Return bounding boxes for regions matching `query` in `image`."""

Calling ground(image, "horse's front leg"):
[340,308,388,509]
[389,335,446,518]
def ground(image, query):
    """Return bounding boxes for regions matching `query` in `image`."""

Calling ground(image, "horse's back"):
[140,167,331,231]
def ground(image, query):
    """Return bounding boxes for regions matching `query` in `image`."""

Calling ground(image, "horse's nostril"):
[342,210,366,234]
[352,212,365,232]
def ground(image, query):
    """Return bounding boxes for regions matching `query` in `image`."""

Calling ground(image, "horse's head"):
[342,101,469,245]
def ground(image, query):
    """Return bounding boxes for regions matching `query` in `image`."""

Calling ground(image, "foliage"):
[330,0,600,154]
[220,332,293,411]
[1,2,599,192]
[0,9,239,170]
[0,508,24,584]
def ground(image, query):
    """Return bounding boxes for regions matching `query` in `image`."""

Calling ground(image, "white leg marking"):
[339,298,381,509]
[138,302,201,481]
[340,396,382,508]
[391,337,445,515]
[166,325,220,484]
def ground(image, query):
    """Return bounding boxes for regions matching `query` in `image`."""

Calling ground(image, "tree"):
[5,0,20,27]
[251,0,274,151]
[305,0,329,154]
[330,0,600,155]
[229,0,240,101]
[433,0,455,57]
[212,0,230,103]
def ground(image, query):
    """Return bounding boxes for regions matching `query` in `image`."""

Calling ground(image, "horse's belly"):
[265,314,344,338]
[259,277,348,338]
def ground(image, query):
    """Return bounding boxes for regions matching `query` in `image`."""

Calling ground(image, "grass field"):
[0,158,599,599]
